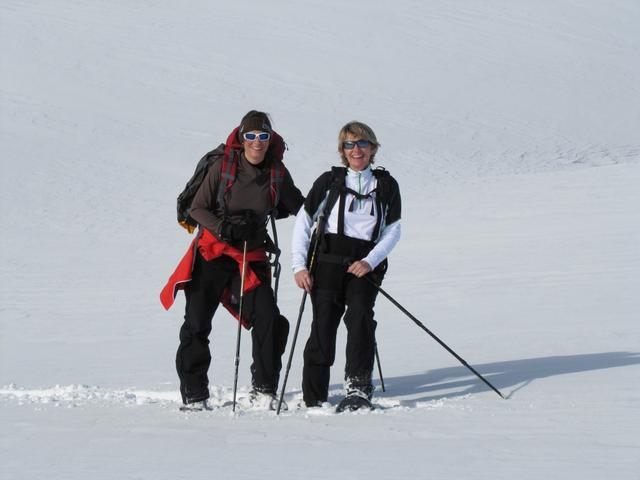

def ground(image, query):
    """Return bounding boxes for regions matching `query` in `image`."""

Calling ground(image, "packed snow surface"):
[1,1,639,479]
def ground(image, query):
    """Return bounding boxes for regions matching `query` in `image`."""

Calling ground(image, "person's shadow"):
[326,351,640,405]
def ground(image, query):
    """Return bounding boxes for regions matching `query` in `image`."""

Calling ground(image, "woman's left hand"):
[347,260,372,278]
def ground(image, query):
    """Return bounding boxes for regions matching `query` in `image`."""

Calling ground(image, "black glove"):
[232,222,256,241]
[221,212,258,242]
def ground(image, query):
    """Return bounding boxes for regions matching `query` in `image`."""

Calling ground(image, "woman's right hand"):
[294,269,313,293]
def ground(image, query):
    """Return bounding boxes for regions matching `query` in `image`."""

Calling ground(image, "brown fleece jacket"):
[189,152,303,251]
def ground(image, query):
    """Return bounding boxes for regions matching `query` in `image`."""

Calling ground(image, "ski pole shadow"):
[365,351,640,405]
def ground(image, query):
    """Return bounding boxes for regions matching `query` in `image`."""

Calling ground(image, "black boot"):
[335,377,374,413]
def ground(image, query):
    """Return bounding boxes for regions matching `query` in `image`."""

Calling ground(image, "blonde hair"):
[337,121,380,166]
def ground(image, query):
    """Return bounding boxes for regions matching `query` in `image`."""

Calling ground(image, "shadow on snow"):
[327,351,640,405]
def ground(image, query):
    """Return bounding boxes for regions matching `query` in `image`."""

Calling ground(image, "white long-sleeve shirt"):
[291,166,401,273]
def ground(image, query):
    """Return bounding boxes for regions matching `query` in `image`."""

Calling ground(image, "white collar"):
[346,165,373,179]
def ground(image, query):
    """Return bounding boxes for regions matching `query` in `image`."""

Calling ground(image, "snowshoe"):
[336,377,374,412]
[179,399,213,412]
[335,394,373,413]
[275,397,289,412]
[248,389,287,411]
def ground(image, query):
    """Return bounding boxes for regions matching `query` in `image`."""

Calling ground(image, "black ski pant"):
[302,269,380,406]
[176,252,289,404]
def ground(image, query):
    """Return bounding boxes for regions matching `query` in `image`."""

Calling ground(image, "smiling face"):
[337,121,379,169]
[243,130,270,165]
[342,133,374,171]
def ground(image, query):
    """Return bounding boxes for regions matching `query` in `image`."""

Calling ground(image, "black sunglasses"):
[342,140,371,150]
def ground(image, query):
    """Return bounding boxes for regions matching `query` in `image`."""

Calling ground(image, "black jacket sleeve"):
[385,176,401,225]
[303,171,334,218]
[274,166,305,219]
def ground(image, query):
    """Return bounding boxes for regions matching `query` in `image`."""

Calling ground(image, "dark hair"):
[239,110,272,135]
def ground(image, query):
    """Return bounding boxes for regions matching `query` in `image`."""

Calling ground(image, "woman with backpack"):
[162,110,304,410]
[291,121,402,412]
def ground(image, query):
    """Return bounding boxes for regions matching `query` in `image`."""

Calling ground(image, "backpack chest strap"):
[336,185,382,241]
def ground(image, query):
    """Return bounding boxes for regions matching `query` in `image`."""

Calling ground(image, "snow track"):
[0,383,468,416]
[0,384,179,408]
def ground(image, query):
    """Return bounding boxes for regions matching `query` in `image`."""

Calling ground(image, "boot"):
[336,377,374,413]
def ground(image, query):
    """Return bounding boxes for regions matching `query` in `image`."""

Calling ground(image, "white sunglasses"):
[243,132,271,142]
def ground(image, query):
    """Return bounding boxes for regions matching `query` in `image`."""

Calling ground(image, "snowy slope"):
[1,1,639,479]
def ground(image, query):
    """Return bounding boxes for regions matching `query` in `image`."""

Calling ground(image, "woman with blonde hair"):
[291,121,401,412]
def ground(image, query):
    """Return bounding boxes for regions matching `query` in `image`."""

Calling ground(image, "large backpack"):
[176,144,225,234]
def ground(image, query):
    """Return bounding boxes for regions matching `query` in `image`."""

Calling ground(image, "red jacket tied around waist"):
[160,228,267,328]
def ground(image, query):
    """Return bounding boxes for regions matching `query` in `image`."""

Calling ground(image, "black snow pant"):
[302,234,385,406]
[176,252,289,404]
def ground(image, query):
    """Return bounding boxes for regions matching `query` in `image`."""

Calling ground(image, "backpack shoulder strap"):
[372,167,391,205]
[270,159,285,210]
[216,148,241,212]
[322,166,347,216]
[320,166,344,236]
[371,167,396,240]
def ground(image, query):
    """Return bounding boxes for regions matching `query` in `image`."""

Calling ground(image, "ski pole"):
[276,290,308,415]
[277,214,326,414]
[374,341,385,392]
[364,277,504,399]
[232,241,248,412]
